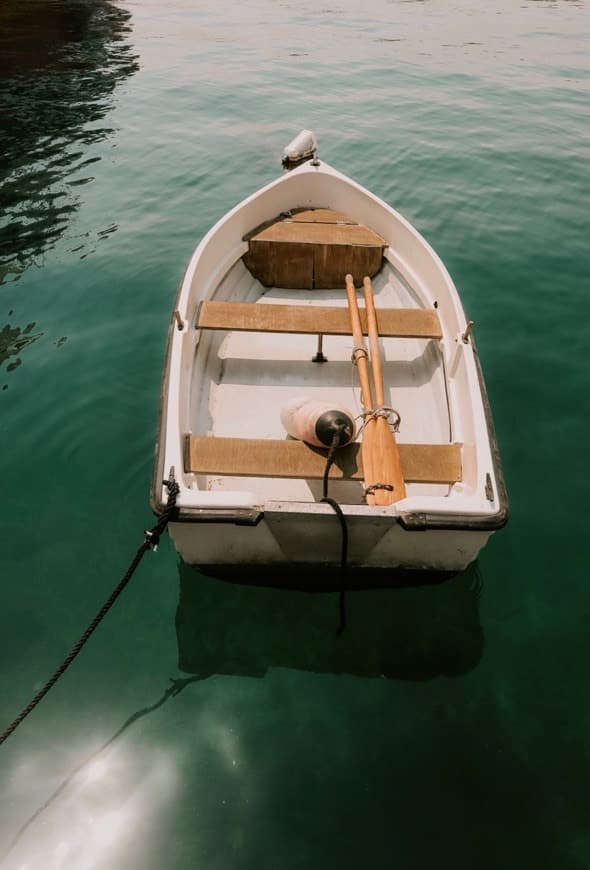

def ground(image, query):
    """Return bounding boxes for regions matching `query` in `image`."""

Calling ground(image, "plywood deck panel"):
[289,209,356,224]
[313,245,383,289]
[243,240,314,290]
[251,221,386,247]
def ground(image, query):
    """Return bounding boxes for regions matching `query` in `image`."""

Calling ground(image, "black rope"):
[364,483,394,496]
[320,430,349,635]
[0,479,180,747]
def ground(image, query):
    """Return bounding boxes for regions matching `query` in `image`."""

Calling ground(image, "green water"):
[1,1,589,867]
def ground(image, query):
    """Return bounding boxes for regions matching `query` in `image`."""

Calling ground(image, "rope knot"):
[350,345,368,364]
[145,478,180,551]
[162,478,180,515]
[364,483,395,496]
[359,406,401,433]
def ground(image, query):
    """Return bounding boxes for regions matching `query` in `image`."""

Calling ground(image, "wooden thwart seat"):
[185,436,462,485]
[196,301,442,340]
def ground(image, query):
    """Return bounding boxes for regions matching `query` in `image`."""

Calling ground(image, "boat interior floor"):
[188,238,455,505]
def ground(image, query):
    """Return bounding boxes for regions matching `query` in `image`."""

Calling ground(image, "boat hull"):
[169,511,491,576]
[152,156,508,582]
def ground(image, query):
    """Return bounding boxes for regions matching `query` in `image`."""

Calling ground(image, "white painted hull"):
[169,513,491,573]
[152,157,507,580]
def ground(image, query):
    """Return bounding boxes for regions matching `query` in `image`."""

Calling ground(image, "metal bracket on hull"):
[172,509,264,526]
[399,510,507,532]
[462,320,474,343]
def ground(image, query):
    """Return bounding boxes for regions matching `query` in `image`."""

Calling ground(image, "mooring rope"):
[0,478,180,747]
[320,429,349,635]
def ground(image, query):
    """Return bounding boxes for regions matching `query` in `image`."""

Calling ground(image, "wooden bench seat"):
[196,300,442,340]
[185,436,462,485]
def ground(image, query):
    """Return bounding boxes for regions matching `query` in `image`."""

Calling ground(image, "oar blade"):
[372,416,405,505]
[344,273,377,505]
[359,418,377,506]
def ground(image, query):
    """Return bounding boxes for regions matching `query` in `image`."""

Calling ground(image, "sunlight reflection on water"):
[6,742,177,870]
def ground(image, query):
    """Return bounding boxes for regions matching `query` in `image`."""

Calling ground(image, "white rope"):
[350,345,368,363]
[356,405,402,434]
[349,346,401,434]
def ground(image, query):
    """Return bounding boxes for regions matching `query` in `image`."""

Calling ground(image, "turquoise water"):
[1,1,589,866]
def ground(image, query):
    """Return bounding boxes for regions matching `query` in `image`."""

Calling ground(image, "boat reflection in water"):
[175,562,484,682]
[0,0,139,286]
[0,0,139,388]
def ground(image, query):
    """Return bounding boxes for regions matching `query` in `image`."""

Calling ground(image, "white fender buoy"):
[281,397,356,448]
[282,129,318,167]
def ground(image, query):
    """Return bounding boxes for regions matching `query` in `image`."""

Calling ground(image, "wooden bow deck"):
[242,208,387,288]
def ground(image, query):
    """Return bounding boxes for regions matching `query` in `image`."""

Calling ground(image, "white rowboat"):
[151,135,508,584]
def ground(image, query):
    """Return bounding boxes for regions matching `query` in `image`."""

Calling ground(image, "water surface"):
[0,1,589,868]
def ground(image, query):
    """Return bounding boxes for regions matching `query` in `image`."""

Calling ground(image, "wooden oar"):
[362,276,406,504]
[345,274,378,506]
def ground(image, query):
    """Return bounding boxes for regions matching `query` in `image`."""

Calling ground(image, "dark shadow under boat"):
[176,560,484,682]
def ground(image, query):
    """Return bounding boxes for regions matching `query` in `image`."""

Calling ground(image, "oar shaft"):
[362,277,407,504]
[345,275,373,411]
[363,277,385,406]
[345,274,376,505]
